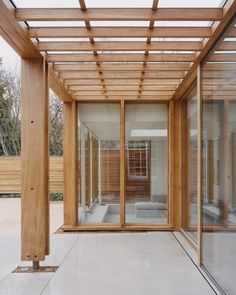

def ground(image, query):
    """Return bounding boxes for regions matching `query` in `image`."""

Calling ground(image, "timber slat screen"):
[0,157,63,193]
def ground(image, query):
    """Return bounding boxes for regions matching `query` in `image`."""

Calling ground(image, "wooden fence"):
[0,156,63,193]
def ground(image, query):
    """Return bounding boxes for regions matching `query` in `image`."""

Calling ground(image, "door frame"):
[62,100,179,231]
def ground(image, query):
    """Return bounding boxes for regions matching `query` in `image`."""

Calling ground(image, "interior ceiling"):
[12,0,236,102]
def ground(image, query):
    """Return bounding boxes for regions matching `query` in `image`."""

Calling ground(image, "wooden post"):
[63,101,78,227]
[120,100,125,227]
[169,100,181,230]
[98,140,102,204]
[180,100,188,230]
[197,65,202,266]
[80,124,86,219]
[21,57,49,262]
[219,100,230,226]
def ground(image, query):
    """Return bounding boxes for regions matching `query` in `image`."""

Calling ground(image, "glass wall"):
[201,19,236,294]
[181,87,198,243]
[77,103,120,223]
[125,103,168,224]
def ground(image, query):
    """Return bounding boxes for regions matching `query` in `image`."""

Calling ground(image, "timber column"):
[21,57,49,262]
[63,101,78,227]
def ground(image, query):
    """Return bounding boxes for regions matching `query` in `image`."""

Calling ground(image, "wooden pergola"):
[1,0,236,267]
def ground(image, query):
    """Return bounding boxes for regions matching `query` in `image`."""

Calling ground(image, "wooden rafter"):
[47,53,196,63]
[77,0,107,95]
[15,8,223,21]
[64,79,182,86]
[0,0,74,102]
[172,0,236,100]
[0,1,40,58]
[73,95,171,101]
[2,0,236,102]
[59,71,185,80]
[39,41,203,51]
[29,27,212,38]
[49,66,74,102]
[139,0,159,98]
[53,64,190,72]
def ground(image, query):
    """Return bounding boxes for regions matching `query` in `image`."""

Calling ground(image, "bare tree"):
[0,61,63,156]
[49,90,63,156]
[0,64,21,156]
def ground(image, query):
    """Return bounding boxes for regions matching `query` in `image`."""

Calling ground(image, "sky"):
[0,0,224,71]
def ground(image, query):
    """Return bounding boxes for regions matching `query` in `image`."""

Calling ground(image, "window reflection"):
[125,103,168,224]
[201,19,236,294]
[181,87,198,243]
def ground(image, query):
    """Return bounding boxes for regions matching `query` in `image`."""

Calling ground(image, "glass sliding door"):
[181,87,198,243]
[77,103,120,224]
[201,18,236,294]
[125,103,168,224]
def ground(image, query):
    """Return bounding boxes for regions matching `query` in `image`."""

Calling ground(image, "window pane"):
[201,17,236,294]
[77,103,120,224]
[125,103,168,224]
[181,87,198,243]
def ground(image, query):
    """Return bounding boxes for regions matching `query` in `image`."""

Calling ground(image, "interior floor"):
[0,199,216,295]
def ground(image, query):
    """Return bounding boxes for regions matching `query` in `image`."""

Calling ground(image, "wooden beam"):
[202,71,236,79]
[217,41,236,50]
[63,101,78,226]
[204,63,236,71]
[54,64,190,72]
[172,0,236,100]
[39,41,202,52]
[16,8,223,21]
[29,26,212,38]
[47,53,196,63]
[0,1,41,58]
[49,66,73,102]
[77,0,107,101]
[202,78,236,85]
[74,95,171,101]
[21,57,49,261]
[69,85,177,91]
[227,26,236,37]
[0,1,75,102]
[60,72,185,80]
[64,79,182,86]
[72,90,174,96]
[209,53,236,62]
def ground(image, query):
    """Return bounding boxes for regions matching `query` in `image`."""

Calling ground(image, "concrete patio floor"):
[0,199,216,295]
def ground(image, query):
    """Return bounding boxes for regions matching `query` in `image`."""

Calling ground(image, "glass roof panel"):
[90,21,150,27]
[94,38,147,42]
[38,38,90,42]
[13,0,79,8]
[28,21,85,27]
[152,38,202,41]
[13,0,224,8]
[158,0,224,7]
[85,0,153,8]
[155,21,212,27]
